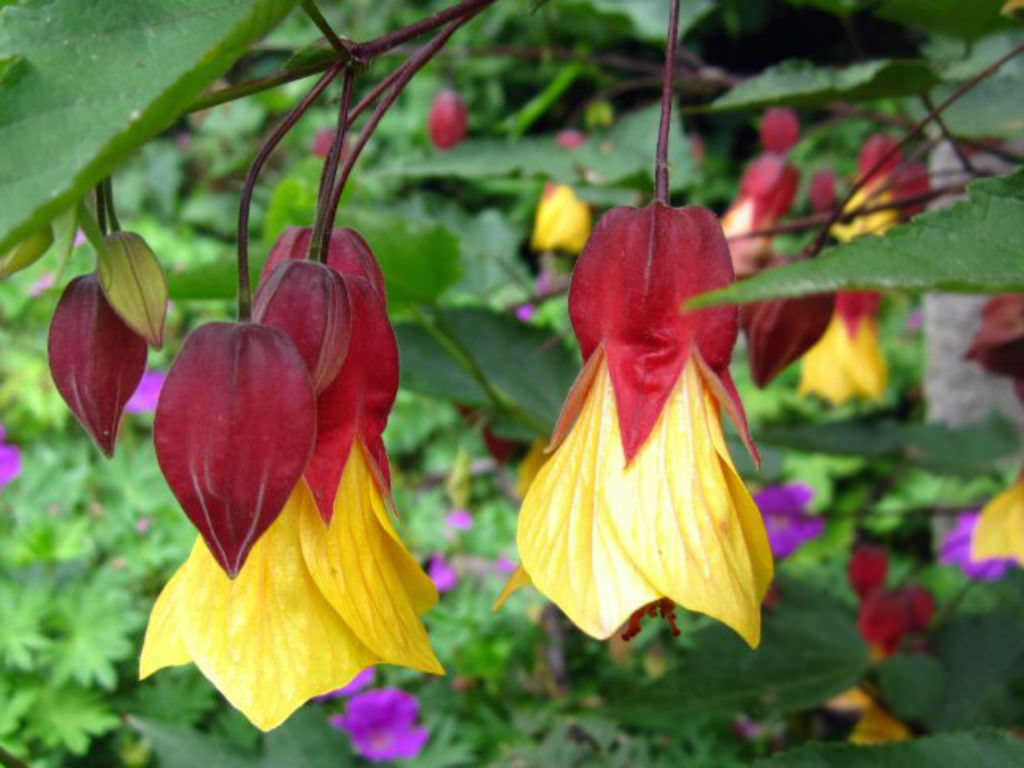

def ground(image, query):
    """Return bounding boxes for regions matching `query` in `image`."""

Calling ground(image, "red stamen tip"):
[620,599,680,641]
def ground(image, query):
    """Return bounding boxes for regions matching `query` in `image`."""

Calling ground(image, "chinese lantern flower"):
[759,107,800,154]
[809,168,836,213]
[141,234,442,731]
[964,294,1024,381]
[799,291,887,405]
[973,477,1024,564]
[530,183,591,254]
[720,153,799,276]
[509,203,772,647]
[848,545,888,599]
[427,88,468,150]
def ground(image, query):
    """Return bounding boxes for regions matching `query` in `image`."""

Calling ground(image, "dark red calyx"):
[965,295,1024,379]
[809,169,836,213]
[857,589,908,652]
[759,107,800,154]
[262,227,386,302]
[428,88,468,150]
[739,154,800,223]
[47,274,147,457]
[621,598,680,641]
[889,162,930,216]
[253,260,352,395]
[153,322,316,577]
[569,203,740,461]
[858,134,902,186]
[848,545,889,598]
[905,586,934,631]
[741,292,834,387]
[304,275,398,520]
[836,291,880,337]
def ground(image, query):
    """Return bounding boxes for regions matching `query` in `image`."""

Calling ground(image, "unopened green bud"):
[98,232,168,348]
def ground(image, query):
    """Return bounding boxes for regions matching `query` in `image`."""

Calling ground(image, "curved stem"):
[103,177,121,232]
[300,0,347,54]
[310,70,355,263]
[653,0,681,204]
[94,183,107,235]
[354,0,496,59]
[236,61,343,320]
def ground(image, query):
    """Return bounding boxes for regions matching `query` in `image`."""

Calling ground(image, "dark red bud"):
[836,291,880,337]
[154,322,316,576]
[889,162,930,216]
[965,295,1024,380]
[262,227,386,302]
[857,589,908,652]
[858,134,902,185]
[759,107,800,153]
[809,169,836,213]
[556,129,587,149]
[48,275,147,456]
[312,128,349,159]
[741,292,834,387]
[848,545,888,598]
[428,89,468,150]
[253,260,352,394]
[739,154,800,222]
[906,586,934,631]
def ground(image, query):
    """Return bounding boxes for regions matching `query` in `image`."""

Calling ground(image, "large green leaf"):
[691,170,1024,307]
[608,579,869,727]
[0,0,298,252]
[754,730,1024,767]
[755,415,1019,477]
[570,0,715,41]
[876,0,1015,42]
[701,58,939,112]
[877,653,945,722]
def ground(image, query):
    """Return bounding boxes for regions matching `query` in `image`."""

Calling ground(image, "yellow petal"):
[973,482,1024,561]
[517,359,772,646]
[493,564,532,610]
[799,313,887,405]
[530,185,592,254]
[849,702,913,744]
[515,438,549,499]
[830,188,899,243]
[141,482,379,731]
[300,442,443,676]
[826,686,873,714]
[138,562,191,677]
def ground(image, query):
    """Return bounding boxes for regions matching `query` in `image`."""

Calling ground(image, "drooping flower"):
[0,425,21,488]
[799,291,887,405]
[973,478,1024,564]
[330,689,429,762]
[530,183,591,254]
[755,482,822,558]
[740,287,834,387]
[941,510,1018,581]
[848,545,888,599]
[125,370,166,414]
[507,203,772,647]
[857,586,933,657]
[141,230,442,731]
[809,168,836,213]
[759,107,800,154]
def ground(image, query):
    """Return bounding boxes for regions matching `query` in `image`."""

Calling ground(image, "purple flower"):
[494,556,517,575]
[125,370,166,414]
[314,667,375,702]
[428,554,457,593]
[940,511,1017,581]
[330,689,429,762]
[445,509,473,531]
[0,426,21,487]
[755,483,822,558]
[28,272,54,297]
[515,304,536,322]
[906,308,923,332]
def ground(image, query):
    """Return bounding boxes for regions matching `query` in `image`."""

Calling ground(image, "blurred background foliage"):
[1,0,1023,765]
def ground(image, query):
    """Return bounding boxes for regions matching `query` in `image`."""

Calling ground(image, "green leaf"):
[929,76,1024,138]
[394,323,490,406]
[691,170,1024,306]
[754,415,1019,477]
[875,0,1014,41]
[877,653,945,721]
[128,717,252,768]
[23,686,119,755]
[573,0,715,41]
[0,0,299,252]
[125,667,218,726]
[702,58,939,112]
[608,579,870,727]
[0,582,50,670]
[783,0,868,16]
[754,729,1024,767]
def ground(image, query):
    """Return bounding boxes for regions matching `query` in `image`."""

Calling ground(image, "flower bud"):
[427,89,468,150]
[253,260,352,394]
[47,274,147,456]
[530,184,591,254]
[857,589,909,652]
[741,292,834,387]
[848,545,888,598]
[98,232,168,348]
[154,322,317,576]
[858,134,902,186]
[0,227,53,278]
[262,227,386,301]
[759,108,799,154]
[965,294,1024,379]
[809,169,836,213]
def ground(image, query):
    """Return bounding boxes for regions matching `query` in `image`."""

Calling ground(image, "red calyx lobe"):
[153,322,317,577]
[262,226,386,301]
[47,275,147,457]
[739,154,800,224]
[858,134,902,186]
[965,294,1024,379]
[809,169,836,213]
[428,88,468,150]
[848,545,888,598]
[741,291,834,387]
[836,291,880,337]
[568,203,754,463]
[759,107,800,154]
[253,260,352,394]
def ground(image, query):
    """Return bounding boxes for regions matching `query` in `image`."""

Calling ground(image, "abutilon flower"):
[759,107,799,154]
[720,153,799,277]
[972,470,1024,565]
[799,291,887,405]
[508,203,773,647]
[141,229,442,731]
[530,183,592,254]
[965,294,1024,383]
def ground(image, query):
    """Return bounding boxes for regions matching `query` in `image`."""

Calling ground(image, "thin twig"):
[300,0,348,55]
[236,62,343,320]
[353,0,497,59]
[654,0,681,203]
[920,93,977,174]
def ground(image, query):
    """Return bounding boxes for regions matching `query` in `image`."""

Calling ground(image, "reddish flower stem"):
[353,0,497,59]
[653,0,681,204]
[310,70,355,264]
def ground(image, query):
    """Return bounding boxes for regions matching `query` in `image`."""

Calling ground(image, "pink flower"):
[515,304,536,322]
[445,509,473,531]
[0,425,21,488]
[427,554,457,593]
[330,689,429,762]
[28,272,54,297]
[125,370,166,414]
[494,556,517,575]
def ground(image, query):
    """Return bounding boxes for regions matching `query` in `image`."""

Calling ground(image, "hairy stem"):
[653,0,681,204]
